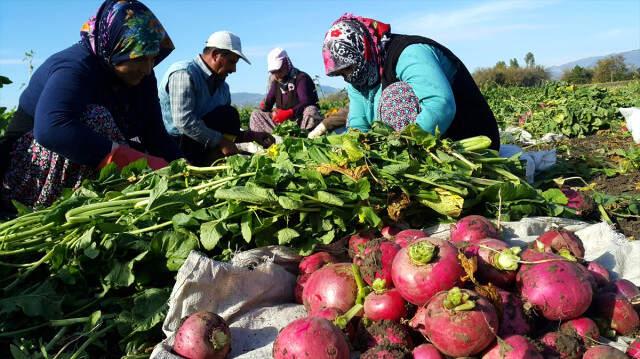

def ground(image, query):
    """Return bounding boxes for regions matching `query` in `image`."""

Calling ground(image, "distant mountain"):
[231,85,342,107]
[547,49,640,79]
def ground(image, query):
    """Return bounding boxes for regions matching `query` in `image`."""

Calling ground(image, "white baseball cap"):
[267,47,288,72]
[205,31,251,64]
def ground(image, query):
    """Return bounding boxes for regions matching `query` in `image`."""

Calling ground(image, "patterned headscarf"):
[322,14,391,91]
[80,0,174,67]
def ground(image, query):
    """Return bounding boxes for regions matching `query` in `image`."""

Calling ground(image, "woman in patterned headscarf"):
[320,13,500,149]
[0,0,182,209]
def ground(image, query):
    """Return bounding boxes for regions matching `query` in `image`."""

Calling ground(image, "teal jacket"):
[347,44,458,134]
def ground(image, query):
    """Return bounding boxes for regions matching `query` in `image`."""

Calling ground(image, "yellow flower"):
[267,144,279,158]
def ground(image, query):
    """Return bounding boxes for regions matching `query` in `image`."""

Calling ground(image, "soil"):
[535,130,639,238]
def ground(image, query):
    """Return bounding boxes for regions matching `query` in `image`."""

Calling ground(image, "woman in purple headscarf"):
[319,14,500,149]
[0,0,182,209]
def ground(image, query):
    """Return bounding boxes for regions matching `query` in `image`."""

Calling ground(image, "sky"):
[1,0,639,108]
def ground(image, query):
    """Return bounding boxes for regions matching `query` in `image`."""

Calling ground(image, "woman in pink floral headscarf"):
[319,13,500,150]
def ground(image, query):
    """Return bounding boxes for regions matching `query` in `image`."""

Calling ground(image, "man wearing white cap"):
[159,31,273,165]
[249,47,323,134]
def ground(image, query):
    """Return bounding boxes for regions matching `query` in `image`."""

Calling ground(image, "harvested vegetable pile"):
[1,123,574,357]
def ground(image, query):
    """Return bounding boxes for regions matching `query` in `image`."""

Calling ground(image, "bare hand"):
[219,137,239,157]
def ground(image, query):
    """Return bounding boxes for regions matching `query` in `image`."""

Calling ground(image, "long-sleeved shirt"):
[262,70,318,118]
[164,55,230,148]
[347,43,458,134]
[17,43,181,166]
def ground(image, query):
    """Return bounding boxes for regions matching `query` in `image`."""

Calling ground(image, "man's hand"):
[218,137,239,157]
[322,107,348,130]
[272,108,294,124]
[241,130,275,148]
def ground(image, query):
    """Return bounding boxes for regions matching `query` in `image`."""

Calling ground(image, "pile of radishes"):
[275,215,640,358]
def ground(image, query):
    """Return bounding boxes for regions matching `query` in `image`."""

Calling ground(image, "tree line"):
[472,52,639,87]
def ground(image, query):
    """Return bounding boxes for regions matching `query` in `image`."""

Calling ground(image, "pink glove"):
[272,108,294,124]
[99,145,168,170]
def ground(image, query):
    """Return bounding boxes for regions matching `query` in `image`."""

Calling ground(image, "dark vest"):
[275,74,299,111]
[382,34,500,150]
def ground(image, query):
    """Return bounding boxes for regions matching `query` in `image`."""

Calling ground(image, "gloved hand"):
[322,107,348,130]
[99,145,168,170]
[240,130,275,148]
[272,108,294,124]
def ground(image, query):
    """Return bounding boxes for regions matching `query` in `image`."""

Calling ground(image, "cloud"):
[393,0,555,42]
[243,42,313,57]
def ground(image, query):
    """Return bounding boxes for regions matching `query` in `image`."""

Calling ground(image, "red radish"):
[302,263,357,315]
[272,317,350,359]
[540,331,583,359]
[357,320,413,350]
[294,273,310,304]
[172,311,231,359]
[559,317,600,343]
[358,239,401,286]
[608,278,640,302]
[299,251,336,274]
[411,287,499,357]
[592,292,639,335]
[360,344,410,359]
[449,215,499,243]
[310,307,357,342]
[391,238,464,305]
[561,187,594,216]
[348,231,375,259]
[363,285,408,322]
[586,261,610,287]
[627,339,640,358]
[516,250,592,320]
[381,225,402,239]
[497,290,531,337]
[534,229,584,261]
[482,335,543,359]
[464,238,519,288]
[393,229,426,248]
[583,345,628,359]
[412,344,443,359]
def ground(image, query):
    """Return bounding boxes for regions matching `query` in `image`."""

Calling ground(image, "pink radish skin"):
[412,344,443,359]
[608,279,640,301]
[559,317,600,343]
[294,273,310,304]
[272,317,350,359]
[302,263,357,315]
[586,261,610,287]
[627,339,640,358]
[358,239,401,286]
[357,320,413,350]
[299,252,336,275]
[393,229,427,248]
[381,225,402,239]
[348,231,375,260]
[534,229,585,260]
[172,311,231,359]
[391,238,464,305]
[449,215,499,243]
[516,250,592,320]
[482,335,543,359]
[464,238,517,288]
[540,331,583,359]
[310,307,357,343]
[592,292,640,335]
[363,288,408,322]
[561,187,594,216]
[411,288,499,357]
[583,345,628,359]
[497,290,531,337]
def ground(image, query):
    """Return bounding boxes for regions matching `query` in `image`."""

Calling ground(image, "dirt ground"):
[537,130,639,238]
